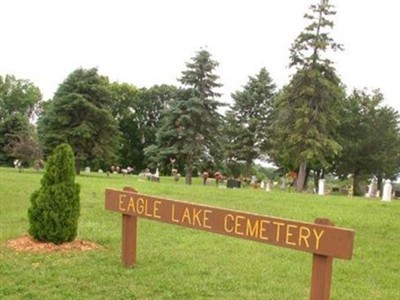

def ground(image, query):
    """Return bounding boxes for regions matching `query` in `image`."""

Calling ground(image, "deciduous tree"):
[0,74,42,122]
[334,89,400,195]
[109,82,178,172]
[3,132,42,166]
[0,75,42,165]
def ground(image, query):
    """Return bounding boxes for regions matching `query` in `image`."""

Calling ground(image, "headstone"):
[348,185,353,197]
[318,179,325,196]
[265,182,271,192]
[202,172,209,186]
[227,179,240,188]
[14,159,23,172]
[150,175,160,182]
[173,173,180,182]
[280,177,286,190]
[366,177,377,198]
[171,168,180,181]
[260,181,265,189]
[85,166,91,173]
[382,179,392,202]
[214,172,222,186]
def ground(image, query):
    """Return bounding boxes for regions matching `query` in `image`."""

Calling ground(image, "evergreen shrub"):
[28,143,80,244]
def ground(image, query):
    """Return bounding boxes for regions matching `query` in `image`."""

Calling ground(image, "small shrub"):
[28,143,80,244]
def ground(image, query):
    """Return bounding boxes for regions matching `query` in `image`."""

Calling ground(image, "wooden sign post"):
[105,187,354,300]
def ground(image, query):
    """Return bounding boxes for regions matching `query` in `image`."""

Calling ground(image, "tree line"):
[1,0,399,194]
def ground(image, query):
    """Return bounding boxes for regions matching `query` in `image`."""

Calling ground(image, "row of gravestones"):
[318,178,396,202]
[365,178,394,202]
[84,165,398,201]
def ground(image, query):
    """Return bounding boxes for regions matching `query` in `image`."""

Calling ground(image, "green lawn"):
[0,167,399,299]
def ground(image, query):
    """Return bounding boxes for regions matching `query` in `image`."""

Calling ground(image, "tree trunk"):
[314,169,321,193]
[185,155,193,185]
[296,161,307,192]
[246,160,252,177]
[75,160,81,175]
[352,171,360,196]
[304,167,310,190]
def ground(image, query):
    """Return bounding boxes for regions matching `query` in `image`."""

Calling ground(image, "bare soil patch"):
[6,234,101,253]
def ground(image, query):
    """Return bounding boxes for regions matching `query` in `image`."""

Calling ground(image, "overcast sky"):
[1,0,399,112]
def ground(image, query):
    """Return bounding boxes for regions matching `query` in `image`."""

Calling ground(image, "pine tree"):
[37,68,121,173]
[271,0,345,191]
[225,68,276,172]
[148,49,224,184]
[28,143,80,244]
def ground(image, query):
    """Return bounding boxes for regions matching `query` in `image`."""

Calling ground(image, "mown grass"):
[0,167,399,299]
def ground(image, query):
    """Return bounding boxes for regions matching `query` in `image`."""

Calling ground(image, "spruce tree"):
[28,143,80,244]
[271,0,345,191]
[225,68,276,172]
[149,49,224,185]
[179,49,224,184]
[37,68,121,174]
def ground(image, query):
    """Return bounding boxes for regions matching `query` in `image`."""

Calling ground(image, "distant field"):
[0,167,399,299]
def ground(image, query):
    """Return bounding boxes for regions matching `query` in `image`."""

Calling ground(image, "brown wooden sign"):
[105,187,355,300]
[105,188,353,259]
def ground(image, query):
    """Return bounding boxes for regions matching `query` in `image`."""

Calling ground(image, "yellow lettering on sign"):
[273,221,285,242]
[234,215,245,235]
[181,208,191,224]
[313,229,325,250]
[171,204,179,223]
[153,200,161,219]
[246,218,259,237]
[192,208,202,226]
[117,195,161,218]
[203,209,212,229]
[137,198,145,214]
[224,214,234,233]
[170,206,214,229]
[259,220,270,240]
[126,197,136,213]
[119,194,126,212]
[298,226,311,248]
[285,224,297,246]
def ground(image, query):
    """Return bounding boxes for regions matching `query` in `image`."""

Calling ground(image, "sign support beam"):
[122,214,137,267]
[121,187,138,267]
[310,218,334,300]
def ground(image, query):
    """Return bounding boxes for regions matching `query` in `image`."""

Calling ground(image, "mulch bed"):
[6,234,102,253]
